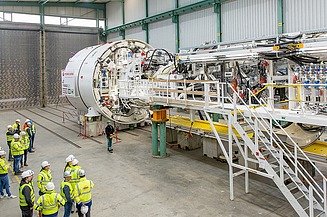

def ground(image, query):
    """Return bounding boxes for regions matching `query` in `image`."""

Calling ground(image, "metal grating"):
[45,31,98,105]
[0,29,40,109]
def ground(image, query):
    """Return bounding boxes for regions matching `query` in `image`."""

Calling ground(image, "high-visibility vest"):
[35,192,65,215]
[60,180,74,202]
[0,158,8,174]
[70,165,81,184]
[11,140,24,156]
[37,170,52,193]
[12,123,20,132]
[74,177,94,204]
[21,137,30,150]
[6,130,14,142]
[31,124,36,134]
[19,182,35,207]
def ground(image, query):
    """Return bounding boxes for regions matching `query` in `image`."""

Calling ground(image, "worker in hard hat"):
[29,121,36,153]
[74,170,94,217]
[105,122,115,153]
[22,119,30,131]
[70,159,82,189]
[25,122,35,153]
[20,131,30,167]
[12,119,21,134]
[61,171,75,217]
[11,133,24,175]
[0,150,17,199]
[63,154,75,173]
[34,182,65,217]
[6,125,15,161]
[19,170,35,217]
[37,161,52,196]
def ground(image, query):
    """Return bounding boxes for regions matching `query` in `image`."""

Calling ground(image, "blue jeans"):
[0,174,12,196]
[107,138,112,150]
[13,155,22,173]
[63,202,73,217]
[43,212,58,217]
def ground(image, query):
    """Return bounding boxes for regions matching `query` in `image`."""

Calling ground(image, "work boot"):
[109,150,113,153]
[24,164,28,166]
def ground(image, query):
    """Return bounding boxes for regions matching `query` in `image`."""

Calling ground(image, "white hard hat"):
[45,182,55,191]
[79,169,86,177]
[7,125,12,129]
[27,122,32,126]
[72,159,79,166]
[16,119,20,122]
[21,170,34,178]
[41,161,50,168]
[81,204,89,214]
[25,119,30,123]
[20,131,26,136]
[64,171,71,178]
[13,134,20,139]
[65,155,75,163]
[0,150,6,156]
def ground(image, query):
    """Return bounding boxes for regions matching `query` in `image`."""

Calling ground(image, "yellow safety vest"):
[0,158,8,174]
[60,180,74,202]
[11,140,24,156]
[74,177,94,204]
[6,130,14,142]
[37,170,53,193]
[19,182,35,207]
[12,123,20,132]
[70,165,81,190]
[21,137,30,150]
[31,124,36,134]
[35,191,65,215]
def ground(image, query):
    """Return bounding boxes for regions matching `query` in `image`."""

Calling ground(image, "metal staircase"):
[203,84,327,217]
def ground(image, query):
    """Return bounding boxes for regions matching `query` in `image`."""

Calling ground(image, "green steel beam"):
[145,0,149,43]
[277,0,284,34]
[214,1,222,42]
[174,0,180,52]
[106,0,216,34]
[0,2,106,10]
[122,0,125,39]
[39,4,45,29]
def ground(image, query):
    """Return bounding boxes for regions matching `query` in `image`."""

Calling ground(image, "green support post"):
[145,0,149,43]
[151,122,159,156]
[174,0,180,52]
[277,0,284,34]
[122,0,126,39]
[214,1,222,42]
[159,122,167,157]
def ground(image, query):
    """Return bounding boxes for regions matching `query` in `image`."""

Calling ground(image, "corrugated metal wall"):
[124,0,146,23]
[179,0,203,7]
[148,0,175,16]
[108,32,122,42]
[149,19,176,52]
[284,0,327,33]
[221,0,277,42]
[179,7,217,48]
[0,6,39,14]
[0,27,40,109]
[125,27,146,41]
[45,30,98,105]
[106,1,123,28]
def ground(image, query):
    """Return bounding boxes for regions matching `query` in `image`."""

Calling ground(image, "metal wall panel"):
[124,0,146,23]
[0,29,40,109]
[179,7,217,48]
[179,0,203,7]
[44,7,98,19]
[149,19,176,52]
[106,1,123,28]
[0,6,39,14]
[108,32,123,42]
[222,0,277,42]
[148,0,175,16]
[125,27,146,41]
[45,31,98,105]
[284,0,327,33]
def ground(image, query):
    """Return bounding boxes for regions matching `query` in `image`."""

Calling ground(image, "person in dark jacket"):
[19,170,35,217]
[105,122,115,153]
[60,171,75,217]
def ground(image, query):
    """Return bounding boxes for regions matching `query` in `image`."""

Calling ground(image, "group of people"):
[21,155,94,217]
[6,119,36,175]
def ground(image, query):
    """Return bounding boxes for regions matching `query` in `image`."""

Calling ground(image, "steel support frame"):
[0,2,106,10]
[213,0,222,42]
[277,0,284,34]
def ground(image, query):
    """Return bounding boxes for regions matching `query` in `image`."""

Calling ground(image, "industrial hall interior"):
[1,0,327,217]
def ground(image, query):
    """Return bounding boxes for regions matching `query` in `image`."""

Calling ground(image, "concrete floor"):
[0,105,297,217]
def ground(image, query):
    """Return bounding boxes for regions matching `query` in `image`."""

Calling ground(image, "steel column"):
[151,122,159,156]
[159,122,167,157]
[145,0,149,43]
[214,1,222,42]
[277,0,284,34]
